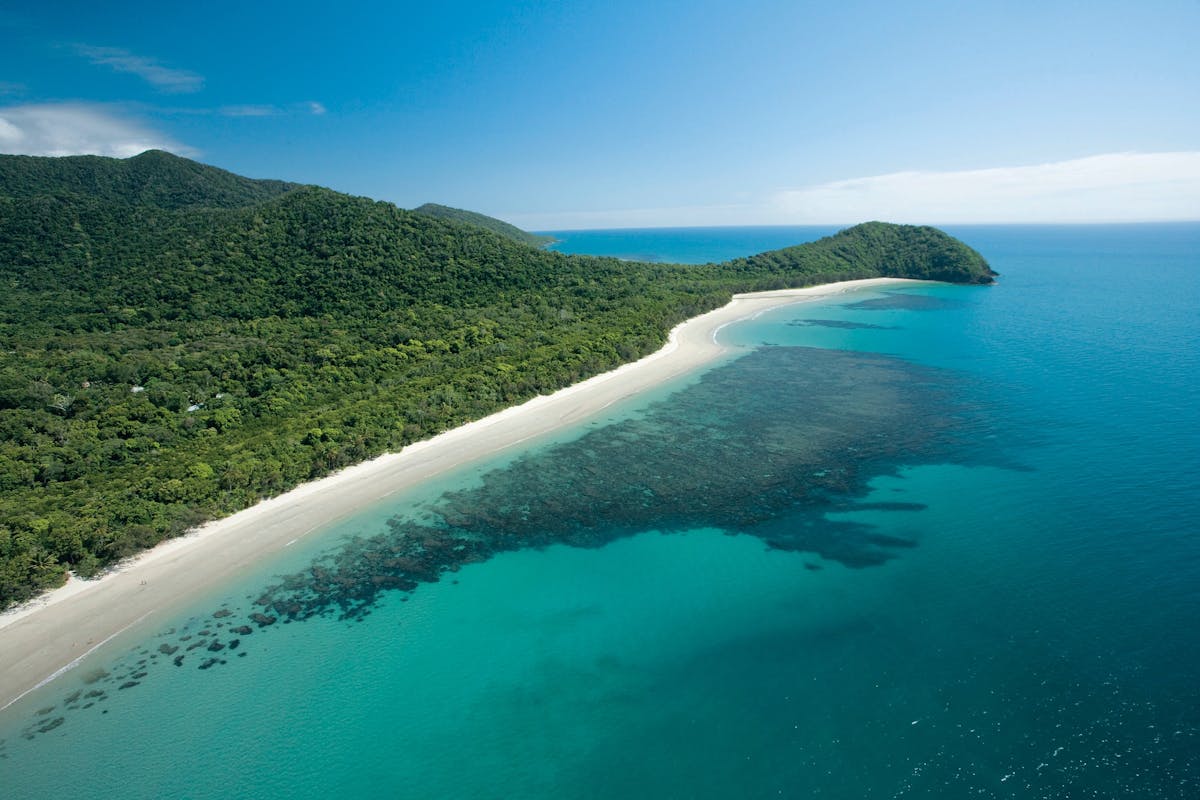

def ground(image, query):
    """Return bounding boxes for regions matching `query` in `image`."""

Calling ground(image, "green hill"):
[0,151,993,607]
[725,221,996,285]
[413,202,556,248]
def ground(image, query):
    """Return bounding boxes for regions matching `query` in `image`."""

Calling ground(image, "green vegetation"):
[412,202,556,248]
[725,221,996,285]
[0,150,994,608]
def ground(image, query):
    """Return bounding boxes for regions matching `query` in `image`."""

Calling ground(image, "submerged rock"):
[36,717,64,734]
[80,668,109,684]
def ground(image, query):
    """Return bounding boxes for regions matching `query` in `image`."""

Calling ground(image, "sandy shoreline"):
[0,277,922,712]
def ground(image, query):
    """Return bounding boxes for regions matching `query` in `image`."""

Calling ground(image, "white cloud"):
[771,153,1200,224]
[0,103,194,158]
[514,152,1200,230]
[74,44,204,93]
[156,102,325,119]
[218,101,327,118]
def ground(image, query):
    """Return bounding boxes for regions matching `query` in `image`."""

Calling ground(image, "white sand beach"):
[0,278,923,711]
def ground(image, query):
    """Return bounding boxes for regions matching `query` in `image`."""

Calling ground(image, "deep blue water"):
[544,225,844,263]
[2,224,1198,798]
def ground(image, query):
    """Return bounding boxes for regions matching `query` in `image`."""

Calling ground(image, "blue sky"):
[1,0,1198,228]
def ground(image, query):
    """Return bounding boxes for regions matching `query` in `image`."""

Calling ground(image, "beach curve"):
[0,278,924,711]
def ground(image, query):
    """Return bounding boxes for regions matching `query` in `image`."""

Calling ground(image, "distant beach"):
[0,277,924,711]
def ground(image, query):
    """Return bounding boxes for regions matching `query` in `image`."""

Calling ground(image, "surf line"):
[1,609,155,712]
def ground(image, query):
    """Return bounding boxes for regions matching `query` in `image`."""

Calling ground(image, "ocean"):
[2,224,1198,798]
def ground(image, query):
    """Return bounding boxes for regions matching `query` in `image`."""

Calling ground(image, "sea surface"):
[2,224,1198,798]
[546,225,844,263]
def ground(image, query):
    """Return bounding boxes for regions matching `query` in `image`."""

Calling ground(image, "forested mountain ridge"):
[412,202,556,247]
[0,151,994,607]
[0,149,297,209]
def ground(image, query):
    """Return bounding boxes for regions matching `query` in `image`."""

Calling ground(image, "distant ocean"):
[545,225,844,263]
[3,224,1198,798]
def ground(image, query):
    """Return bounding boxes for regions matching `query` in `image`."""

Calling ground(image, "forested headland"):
[412,202,557,248]
[0,150,995,607]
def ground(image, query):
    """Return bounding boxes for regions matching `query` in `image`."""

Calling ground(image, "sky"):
[1,0,1198,229]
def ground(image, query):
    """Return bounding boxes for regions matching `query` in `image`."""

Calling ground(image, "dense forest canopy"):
[0,150,995,608]
[412,202,557,248]
[0,149,298,209]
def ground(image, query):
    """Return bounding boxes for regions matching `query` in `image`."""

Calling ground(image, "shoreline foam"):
[0,278,924,711]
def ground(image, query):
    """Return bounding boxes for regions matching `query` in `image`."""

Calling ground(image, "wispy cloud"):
[219,104,278,117]
[0,81,25,96]
[74,44,204,93]
[771,153,1200,224]
[214,101,327,117]
[0,103,194,158]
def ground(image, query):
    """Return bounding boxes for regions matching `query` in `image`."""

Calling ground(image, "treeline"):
[0,150,994,607]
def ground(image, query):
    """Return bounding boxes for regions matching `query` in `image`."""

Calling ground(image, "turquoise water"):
[2,224,1198,798]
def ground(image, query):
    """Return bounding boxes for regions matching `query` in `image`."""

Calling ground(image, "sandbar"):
[0,278,924,711]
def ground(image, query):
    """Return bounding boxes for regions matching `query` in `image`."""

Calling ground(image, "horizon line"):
[529,219,1200,234]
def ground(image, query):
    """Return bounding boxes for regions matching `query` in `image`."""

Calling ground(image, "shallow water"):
[3,224,1198,799]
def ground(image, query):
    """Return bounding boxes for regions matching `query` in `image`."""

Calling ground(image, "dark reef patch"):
[786,319,898,330]
[843,292,962,312]
[831,501,928,513]
[250,345,993,623]
[80,668,108,684]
